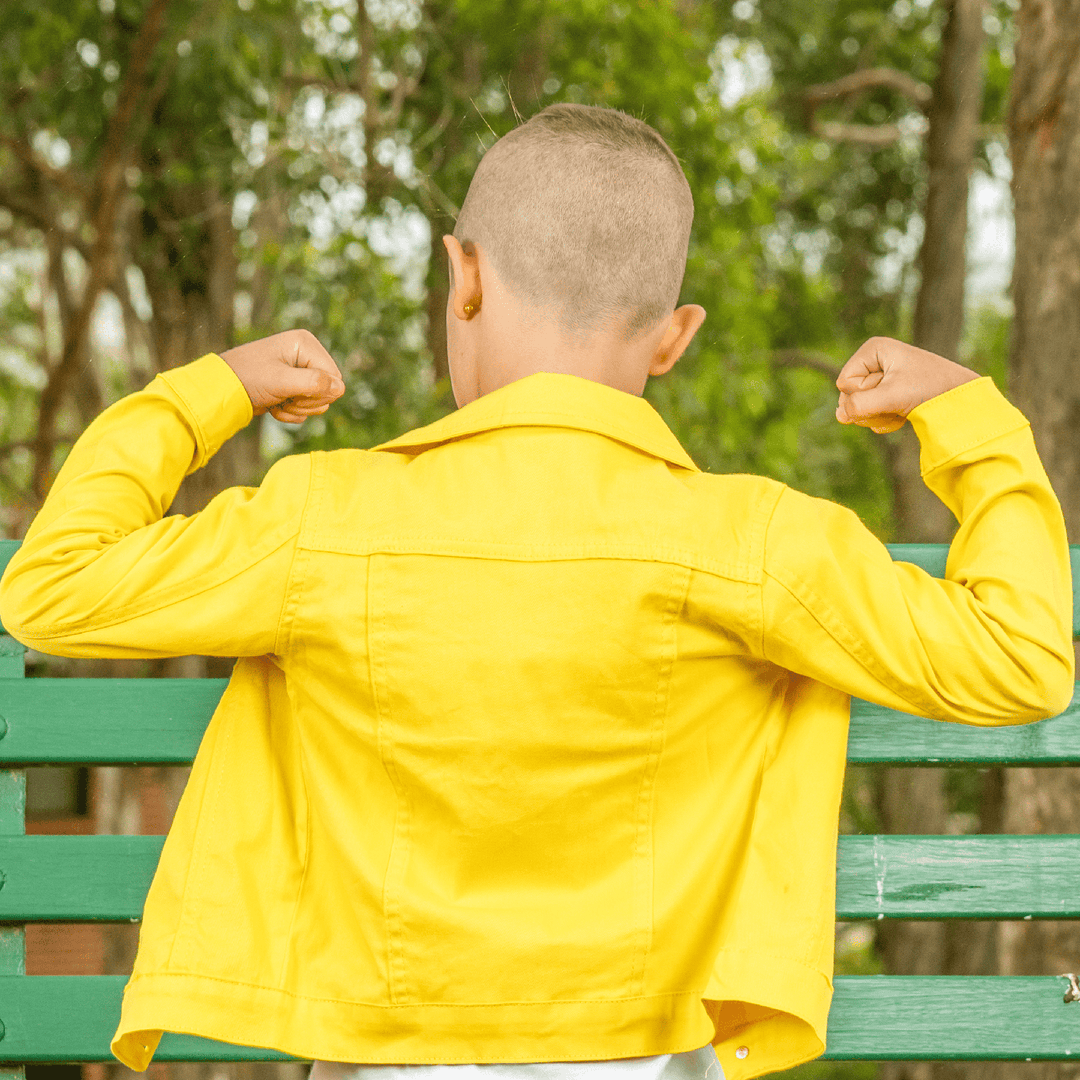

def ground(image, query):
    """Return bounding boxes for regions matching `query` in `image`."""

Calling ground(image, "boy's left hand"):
[220,329,346,424]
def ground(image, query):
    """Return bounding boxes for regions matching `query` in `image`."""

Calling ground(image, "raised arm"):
[0,331,344,660]
[758,336,1074,725]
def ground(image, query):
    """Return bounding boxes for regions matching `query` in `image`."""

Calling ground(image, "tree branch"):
[139,0,218,127]
[812,120,908,146]
[31,0,171,502]
[802,67,933,148]
[45,226,78,351]
[109,260,155,380]
[385,73,421,128]
[281,73,363,94]
[772,349,843,381]
[803,67,933,113]
[413,97,454,156]
[0,184,93,261]
[413,165,460,223]
[0,132,91,204]
[0,435,79,464]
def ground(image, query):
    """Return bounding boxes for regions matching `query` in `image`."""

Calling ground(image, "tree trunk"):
[985,2,1080,1078]
[886,0,988,547]
[875,5,987,1080]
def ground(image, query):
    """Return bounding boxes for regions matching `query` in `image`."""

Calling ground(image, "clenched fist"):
[220,328,346,424]
[836,336,980,434]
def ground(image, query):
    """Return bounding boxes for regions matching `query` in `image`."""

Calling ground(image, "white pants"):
[308,1044,724,1080]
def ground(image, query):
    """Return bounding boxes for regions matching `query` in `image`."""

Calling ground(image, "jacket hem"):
[111,972,718,1072]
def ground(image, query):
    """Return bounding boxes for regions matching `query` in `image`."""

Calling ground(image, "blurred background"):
[1,1,1078,1080]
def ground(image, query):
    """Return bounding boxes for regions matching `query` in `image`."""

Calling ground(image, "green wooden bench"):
[2,535,1080,1073]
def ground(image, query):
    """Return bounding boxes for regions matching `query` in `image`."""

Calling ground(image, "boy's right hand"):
[835,336,981,434]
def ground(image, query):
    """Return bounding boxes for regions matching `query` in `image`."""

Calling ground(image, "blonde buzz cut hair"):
[452,102,695,344]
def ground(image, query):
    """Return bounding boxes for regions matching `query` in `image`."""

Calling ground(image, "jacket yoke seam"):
[298,540,756,584]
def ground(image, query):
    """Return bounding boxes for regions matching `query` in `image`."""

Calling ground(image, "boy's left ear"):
[649,304,707,376]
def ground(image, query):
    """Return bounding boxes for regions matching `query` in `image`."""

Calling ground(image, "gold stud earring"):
[464,298,481,316]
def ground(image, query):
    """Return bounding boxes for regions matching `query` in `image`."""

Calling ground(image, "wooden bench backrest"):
[2,538,1080,1066]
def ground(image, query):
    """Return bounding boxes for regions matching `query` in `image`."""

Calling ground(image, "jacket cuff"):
[153,353,254,475]
[906,375,1031,477]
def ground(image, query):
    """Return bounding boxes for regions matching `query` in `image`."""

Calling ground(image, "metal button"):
[735,1046,749,1059]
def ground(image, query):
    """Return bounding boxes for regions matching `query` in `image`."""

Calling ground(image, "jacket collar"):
[369,371,699,473]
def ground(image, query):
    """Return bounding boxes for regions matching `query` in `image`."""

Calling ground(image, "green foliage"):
[0,0,923,537]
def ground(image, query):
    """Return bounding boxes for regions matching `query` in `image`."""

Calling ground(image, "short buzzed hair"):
[453,102,695,344]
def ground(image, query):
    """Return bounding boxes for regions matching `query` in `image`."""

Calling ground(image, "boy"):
[0,103,1072,1080]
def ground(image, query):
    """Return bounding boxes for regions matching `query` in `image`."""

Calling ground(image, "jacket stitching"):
[15,516,302,640]
[296,543,755,583]
[125,968,707,1005]
[762,567,935,717]
[918,417,1030,477]
[371,555,410,1003]
[275,554,316,991]
[157,371,210,470]
[276,453,319,658]
[630,563,692,994]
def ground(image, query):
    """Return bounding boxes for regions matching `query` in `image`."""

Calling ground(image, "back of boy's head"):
[453,103,695,345]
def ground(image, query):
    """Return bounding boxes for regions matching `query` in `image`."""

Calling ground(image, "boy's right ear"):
[443,234,485,310]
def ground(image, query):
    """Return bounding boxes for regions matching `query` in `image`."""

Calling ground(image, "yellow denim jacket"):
[0,355,1073,1080]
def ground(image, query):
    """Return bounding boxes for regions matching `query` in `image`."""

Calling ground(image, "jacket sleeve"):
[0,353,311,660]
[757,376,1075,725]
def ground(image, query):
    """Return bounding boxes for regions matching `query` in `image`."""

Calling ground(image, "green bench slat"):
[0,975,1079,1061]
[0,835,163,920]
[0,975,305,1061]
[0,678,226,764]
[821,976,1080,1060]
[847,685,1080,764]
[2,833,1080,921]
[2,677,1079,766]
[834,834,1080,919]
